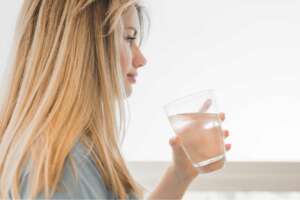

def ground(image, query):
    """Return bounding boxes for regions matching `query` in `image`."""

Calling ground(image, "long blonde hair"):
[0,0,147,199]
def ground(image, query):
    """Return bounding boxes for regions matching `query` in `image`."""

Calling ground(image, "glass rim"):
[163,89,216,112]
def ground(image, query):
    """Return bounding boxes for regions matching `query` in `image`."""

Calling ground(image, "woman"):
[0,0,231,199]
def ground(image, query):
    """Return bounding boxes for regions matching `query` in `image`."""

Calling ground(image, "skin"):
[120,5,147,97]
[120,5,232,199]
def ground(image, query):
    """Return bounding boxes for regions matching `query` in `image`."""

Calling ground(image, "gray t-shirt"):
[12,141,137,199]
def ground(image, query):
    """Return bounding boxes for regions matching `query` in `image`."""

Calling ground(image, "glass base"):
[192,154,225,168]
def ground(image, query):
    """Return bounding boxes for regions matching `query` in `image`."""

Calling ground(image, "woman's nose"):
[133,48,147,68]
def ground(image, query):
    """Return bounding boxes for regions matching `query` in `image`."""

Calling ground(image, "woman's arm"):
[147,165,195,200]
[146,135,199,200]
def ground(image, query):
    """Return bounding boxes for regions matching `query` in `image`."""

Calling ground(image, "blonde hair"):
[0,0,148,199]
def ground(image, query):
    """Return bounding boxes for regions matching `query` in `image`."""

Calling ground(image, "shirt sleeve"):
[15,142,117,199]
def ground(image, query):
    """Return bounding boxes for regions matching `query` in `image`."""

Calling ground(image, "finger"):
[198,99,212,113]
[223,130,229,138]
[225,143,231,151]
[169,136,178,146]
[169,135,181,146]
[219,112,225,122]
[169,136,187,157]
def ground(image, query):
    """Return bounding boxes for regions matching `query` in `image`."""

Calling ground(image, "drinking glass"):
[164,89,226,173]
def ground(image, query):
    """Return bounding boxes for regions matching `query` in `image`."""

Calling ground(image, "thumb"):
[169,136,183,151]
[169,136,189,161]
[169,135,179,146]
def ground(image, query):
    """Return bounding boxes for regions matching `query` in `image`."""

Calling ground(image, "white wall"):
[0,0,22,81]
[1,1,300,162]
[122,0,300,162]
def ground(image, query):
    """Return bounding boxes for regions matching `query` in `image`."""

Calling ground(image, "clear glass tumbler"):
[164,89,226,173]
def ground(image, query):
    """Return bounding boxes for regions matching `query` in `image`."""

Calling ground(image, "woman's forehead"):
[122,6,140,31]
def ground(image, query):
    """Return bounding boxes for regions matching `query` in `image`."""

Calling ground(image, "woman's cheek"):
[120,44,132,73]
[120,43,133,97]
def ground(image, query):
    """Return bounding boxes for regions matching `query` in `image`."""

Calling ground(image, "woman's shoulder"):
[60,140,114,198]
[18,140,116,199]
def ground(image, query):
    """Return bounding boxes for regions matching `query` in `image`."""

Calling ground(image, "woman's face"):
[120,5,147,97]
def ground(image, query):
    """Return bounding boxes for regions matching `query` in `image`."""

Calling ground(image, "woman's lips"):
[127,74,136,83]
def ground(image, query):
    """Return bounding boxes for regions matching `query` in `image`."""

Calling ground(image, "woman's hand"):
[168,112,231,182]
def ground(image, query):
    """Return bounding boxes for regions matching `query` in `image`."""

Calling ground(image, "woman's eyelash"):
[126,36,136,41]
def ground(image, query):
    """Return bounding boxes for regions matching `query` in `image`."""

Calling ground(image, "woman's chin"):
[125,85,132,98]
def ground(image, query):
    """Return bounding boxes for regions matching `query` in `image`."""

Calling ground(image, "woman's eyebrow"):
[125,26,138,36]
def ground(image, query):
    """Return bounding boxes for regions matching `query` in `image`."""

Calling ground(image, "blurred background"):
[124,0,300,162]
[1,0,300,199]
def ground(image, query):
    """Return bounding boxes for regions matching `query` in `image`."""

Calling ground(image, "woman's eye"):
[125,36,136,44]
